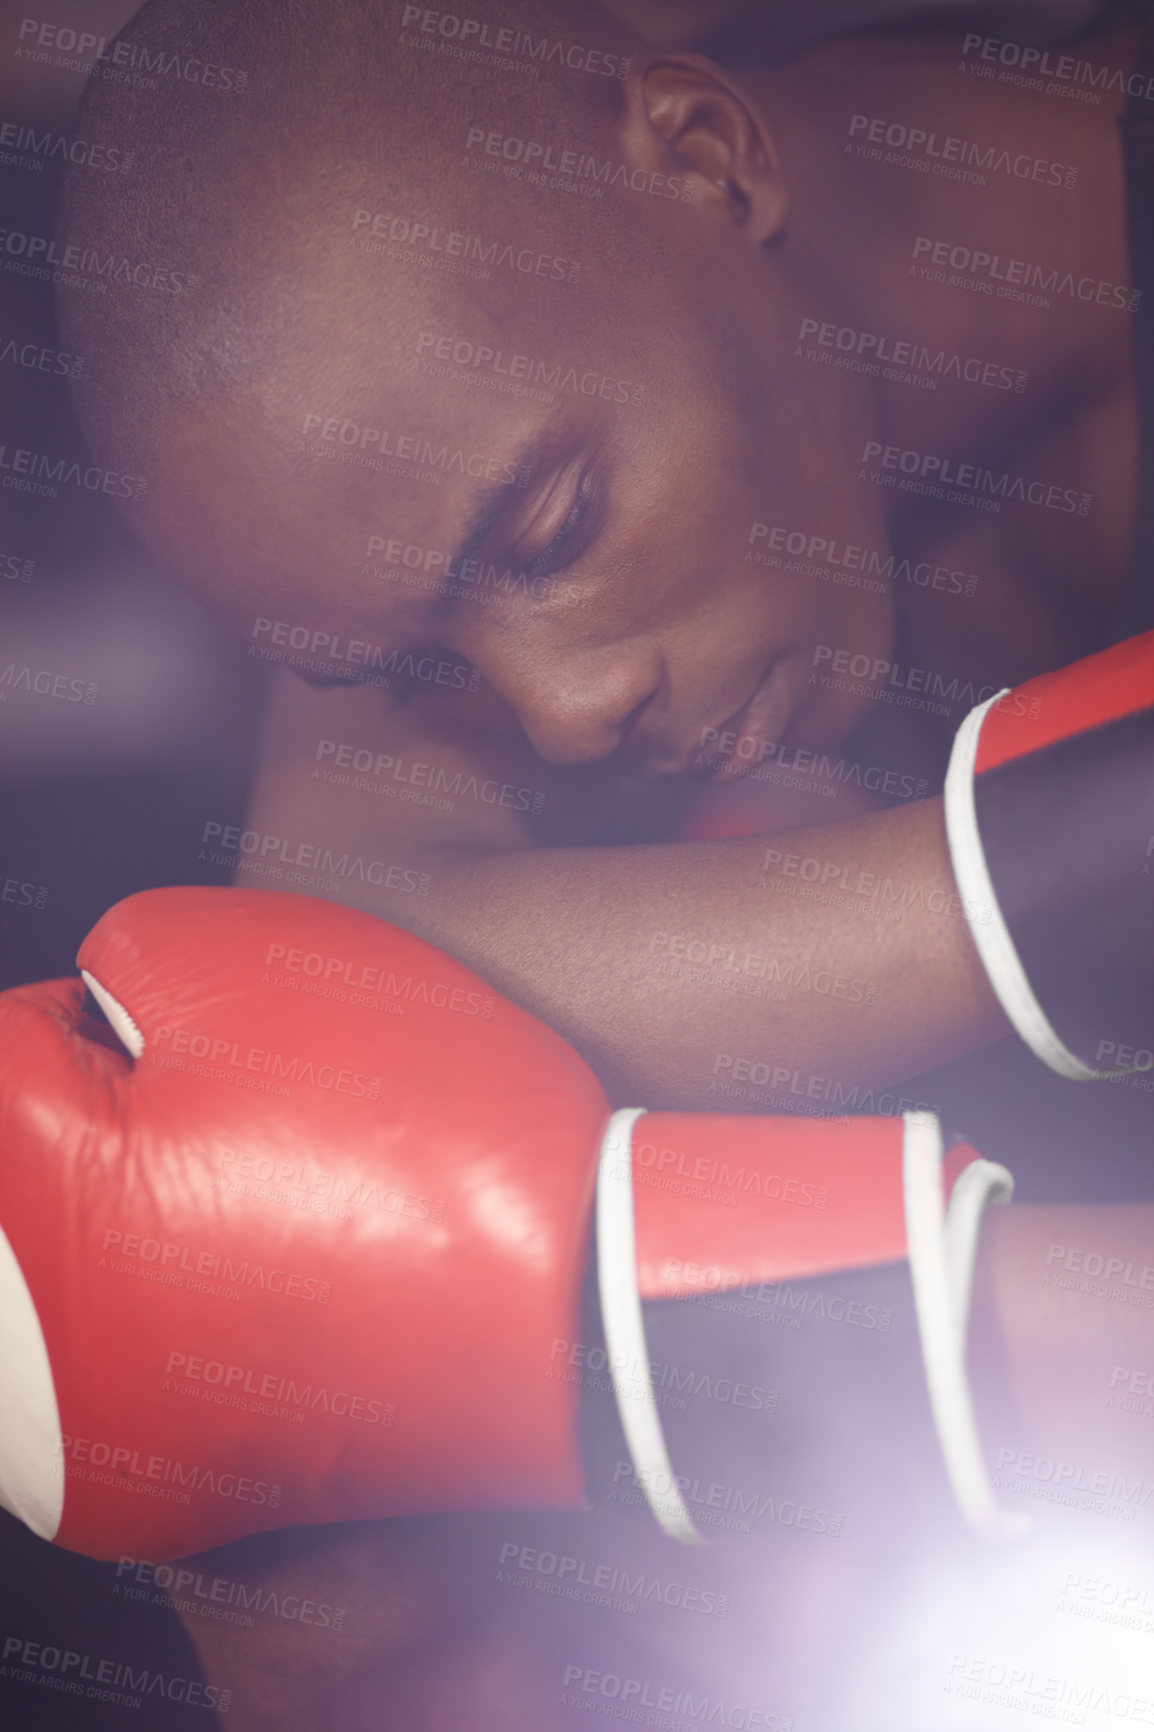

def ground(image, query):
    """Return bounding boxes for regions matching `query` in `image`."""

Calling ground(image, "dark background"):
[1,1,1152,1727]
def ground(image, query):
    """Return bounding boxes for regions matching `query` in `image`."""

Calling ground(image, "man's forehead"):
[281,353,566,550]
[293,218,583,364]
[151,231,623,631]
[156,335,573,636]
[255,255,573,446]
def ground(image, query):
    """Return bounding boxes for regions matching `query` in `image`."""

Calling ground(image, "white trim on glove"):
[0,1221,63,1540]
[943,693,1112,1082]
[902,1111,1026,1539]
[596,1108,702,1544]
[598,1107,1024,1546]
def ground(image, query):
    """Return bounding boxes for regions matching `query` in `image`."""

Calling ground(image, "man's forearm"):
[387,797,1010,1109]
[975,1203,1154,1500]
[237,674,1009,1106]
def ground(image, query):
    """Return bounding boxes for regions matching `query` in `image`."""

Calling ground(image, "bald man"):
[55,0,1148,1108]
[47,0,1152,1723]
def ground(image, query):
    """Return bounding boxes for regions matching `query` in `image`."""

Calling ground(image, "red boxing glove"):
[0,889,1009,1559]
[945,630,1154,1080]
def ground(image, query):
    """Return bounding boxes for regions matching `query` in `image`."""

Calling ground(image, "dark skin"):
[92,13,1145,1726]
[130,25,1137,1108]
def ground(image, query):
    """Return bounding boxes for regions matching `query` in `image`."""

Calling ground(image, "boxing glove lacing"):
[80,970,145,1060]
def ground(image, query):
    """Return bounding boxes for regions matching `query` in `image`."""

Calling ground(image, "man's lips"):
[627,653,792,780]
[705,655,790,783]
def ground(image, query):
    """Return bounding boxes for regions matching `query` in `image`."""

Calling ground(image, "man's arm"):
[974,1202,1154,1497]
[239,674,1010,1108]
[404,803,1008,1109]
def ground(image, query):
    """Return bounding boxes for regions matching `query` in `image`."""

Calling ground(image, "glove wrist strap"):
[598,1107,1024,1545]
[944,693,1101,1079]
[945,689,1151,1080]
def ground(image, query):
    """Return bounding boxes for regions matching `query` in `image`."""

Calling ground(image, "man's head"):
[58,0,892,775]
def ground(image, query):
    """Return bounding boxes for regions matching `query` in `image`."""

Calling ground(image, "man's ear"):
[622,55,786,242]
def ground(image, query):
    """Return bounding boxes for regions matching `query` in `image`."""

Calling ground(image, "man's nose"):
[490,642,663,767]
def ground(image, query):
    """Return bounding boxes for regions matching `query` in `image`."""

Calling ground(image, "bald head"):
[51,0,889,772]
[56,0,646,487]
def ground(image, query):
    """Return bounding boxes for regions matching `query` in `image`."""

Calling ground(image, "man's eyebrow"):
[448,427,564,571]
